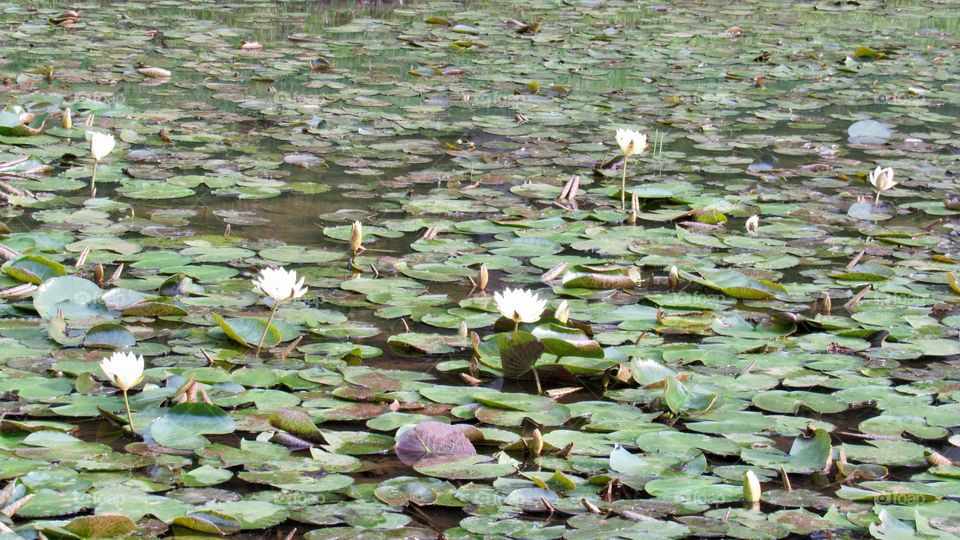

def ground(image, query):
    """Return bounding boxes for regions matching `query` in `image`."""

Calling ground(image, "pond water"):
[1,0,960,538]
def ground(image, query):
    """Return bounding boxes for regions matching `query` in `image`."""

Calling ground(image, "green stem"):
[122,389,135,435]
[620,155,629,211]
[90,160,99,197]
[532,368,542,395]
[513,319,520,338]
[874,191,881,205]
[255,301,281,357]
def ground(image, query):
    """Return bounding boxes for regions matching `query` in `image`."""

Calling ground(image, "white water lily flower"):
[494,287,547,324]
[868,166,896,192]
[88,131,115,161]
[253,267,307,303]
[745,215,760,233]
[615,128,647,157]
[554,300,570,324]
[100,351,144,392]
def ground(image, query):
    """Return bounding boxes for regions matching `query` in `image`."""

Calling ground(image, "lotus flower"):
[253,267,307,304]
[614,128,647,211]
[100,351,144,391]
[88,131,115,161]
[86,130,115,196]
[494,287,547,326]
[868,166,896,204]
[252,267,306,356]
[100,351,144,435]
[615,128,647,158]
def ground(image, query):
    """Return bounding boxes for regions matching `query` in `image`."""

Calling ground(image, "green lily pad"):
[151,402,236,450]
[33,276,106,322]
[2,254,68,284]
[211,313,281,348]
[83,323,136,349]
[413,454,517,480]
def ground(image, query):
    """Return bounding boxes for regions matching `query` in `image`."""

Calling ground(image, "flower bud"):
[477,263,489,291]
[349,221,362,254]
[62,108,72,129]
[529,428,543,457]
[743,470,762,503]
[668,265,679,291]
[554,300,570,324]
[924,450,952,467]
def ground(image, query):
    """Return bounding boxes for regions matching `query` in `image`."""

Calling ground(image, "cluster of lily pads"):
[1,0,960,539]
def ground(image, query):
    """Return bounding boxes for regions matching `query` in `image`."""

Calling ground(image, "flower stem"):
[874,191,881,205]
[122,389,135,435]
[532,368,542,395]
[90,160,99,197]
[620,155,629,211]
[255,301,281,357]
[513,320,520,339]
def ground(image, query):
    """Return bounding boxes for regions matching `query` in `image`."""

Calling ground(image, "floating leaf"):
[532,324,603,359]
[62,514,138,538]
[151,402,236,450]
[395,421,480,466]
[1,254,67,284]
[561,264,643,289]
[847,119,892,144]
[681,269,786,300]
[211,313,280,348]
[269,408,325,443]
[496,331,544,377]
[413,454,517,480]
[33,276,105,322]
[172,511,242,535]
[83,323,136,349]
